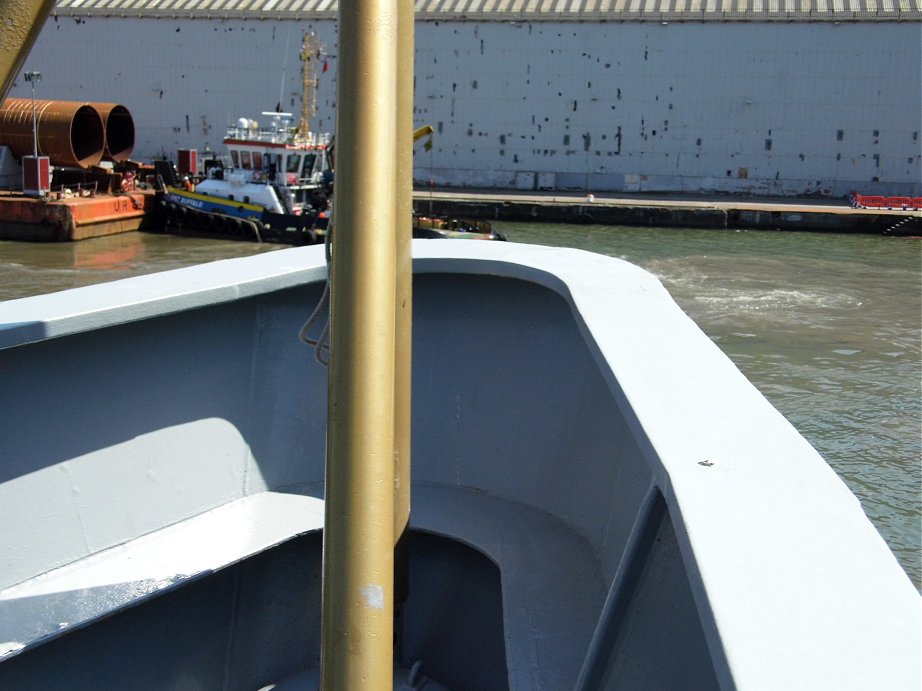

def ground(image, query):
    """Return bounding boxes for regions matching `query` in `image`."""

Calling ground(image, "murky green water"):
[1,224,919,587]
[0,232,281,300]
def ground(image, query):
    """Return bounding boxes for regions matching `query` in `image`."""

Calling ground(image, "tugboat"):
[154,35,503,245]
[155,34,333,245]
[155,111,332,245]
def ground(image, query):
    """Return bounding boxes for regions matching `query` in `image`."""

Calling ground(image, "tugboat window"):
[286,154,302,173]
[241,151,252,170]
[253,152,263,169]
[303,153,317,177]
[231,151,239,167]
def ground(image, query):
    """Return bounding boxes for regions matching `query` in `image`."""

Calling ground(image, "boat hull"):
[156,187,326,245]
[0,243,917,689]
[0,189,156,241]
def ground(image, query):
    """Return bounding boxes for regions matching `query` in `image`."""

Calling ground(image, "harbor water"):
[1,224,919,589]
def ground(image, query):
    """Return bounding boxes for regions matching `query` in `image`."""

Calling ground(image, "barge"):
[0,98,156,241]
[0,187,155,241]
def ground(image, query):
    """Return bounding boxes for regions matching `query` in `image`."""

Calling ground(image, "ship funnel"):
[87,102,135,162]
[0,98,105,169]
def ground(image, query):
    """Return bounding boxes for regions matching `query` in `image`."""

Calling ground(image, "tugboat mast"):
[297,32,322,142]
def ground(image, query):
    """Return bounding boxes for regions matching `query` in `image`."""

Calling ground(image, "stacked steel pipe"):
[0,99,134,168]
[87,102,135,163]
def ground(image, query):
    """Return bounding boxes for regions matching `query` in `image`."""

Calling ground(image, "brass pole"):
[393,0,414,611]
[0,0,55,103]
[320,0,398,684]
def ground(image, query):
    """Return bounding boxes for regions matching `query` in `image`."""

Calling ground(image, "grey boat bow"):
[0,241,917,689]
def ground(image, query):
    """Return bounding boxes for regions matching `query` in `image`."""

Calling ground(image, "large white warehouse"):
[7,0,921,196]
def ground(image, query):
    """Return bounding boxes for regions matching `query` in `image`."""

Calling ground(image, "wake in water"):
[498,222,920,587]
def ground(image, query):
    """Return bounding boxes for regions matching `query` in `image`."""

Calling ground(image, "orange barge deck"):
[0,189,157,241]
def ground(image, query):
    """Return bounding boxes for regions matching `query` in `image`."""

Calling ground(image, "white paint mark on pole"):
[360,584,385,610]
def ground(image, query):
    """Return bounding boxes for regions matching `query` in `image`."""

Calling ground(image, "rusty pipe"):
[87,102,135,162]
[0,98,105,168]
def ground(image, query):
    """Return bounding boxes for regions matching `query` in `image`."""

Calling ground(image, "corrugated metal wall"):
[51,0,922,21]
[8,17,921,196]
[414,22,922,195]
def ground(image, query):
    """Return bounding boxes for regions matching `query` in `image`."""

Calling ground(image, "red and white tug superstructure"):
[197,112,332,217]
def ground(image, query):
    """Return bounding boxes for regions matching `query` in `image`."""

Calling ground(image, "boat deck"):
[0,484,606,689]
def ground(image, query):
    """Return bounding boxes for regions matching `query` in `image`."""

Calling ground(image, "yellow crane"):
[413,125,433,151]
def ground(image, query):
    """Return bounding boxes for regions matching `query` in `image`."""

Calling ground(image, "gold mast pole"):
[320,0,398,684]
[0,0,55,101]
[393,0,414,614]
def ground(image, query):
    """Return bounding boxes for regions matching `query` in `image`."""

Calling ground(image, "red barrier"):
[849,193,920,210]
[854,195,887,208]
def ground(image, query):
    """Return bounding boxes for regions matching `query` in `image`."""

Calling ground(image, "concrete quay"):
[412,188,922,236]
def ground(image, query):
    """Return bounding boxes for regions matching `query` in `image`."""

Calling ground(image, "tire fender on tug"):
[244,220,263,242]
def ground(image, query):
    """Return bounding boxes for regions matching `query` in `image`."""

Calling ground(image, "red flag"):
[322,60,329,73]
